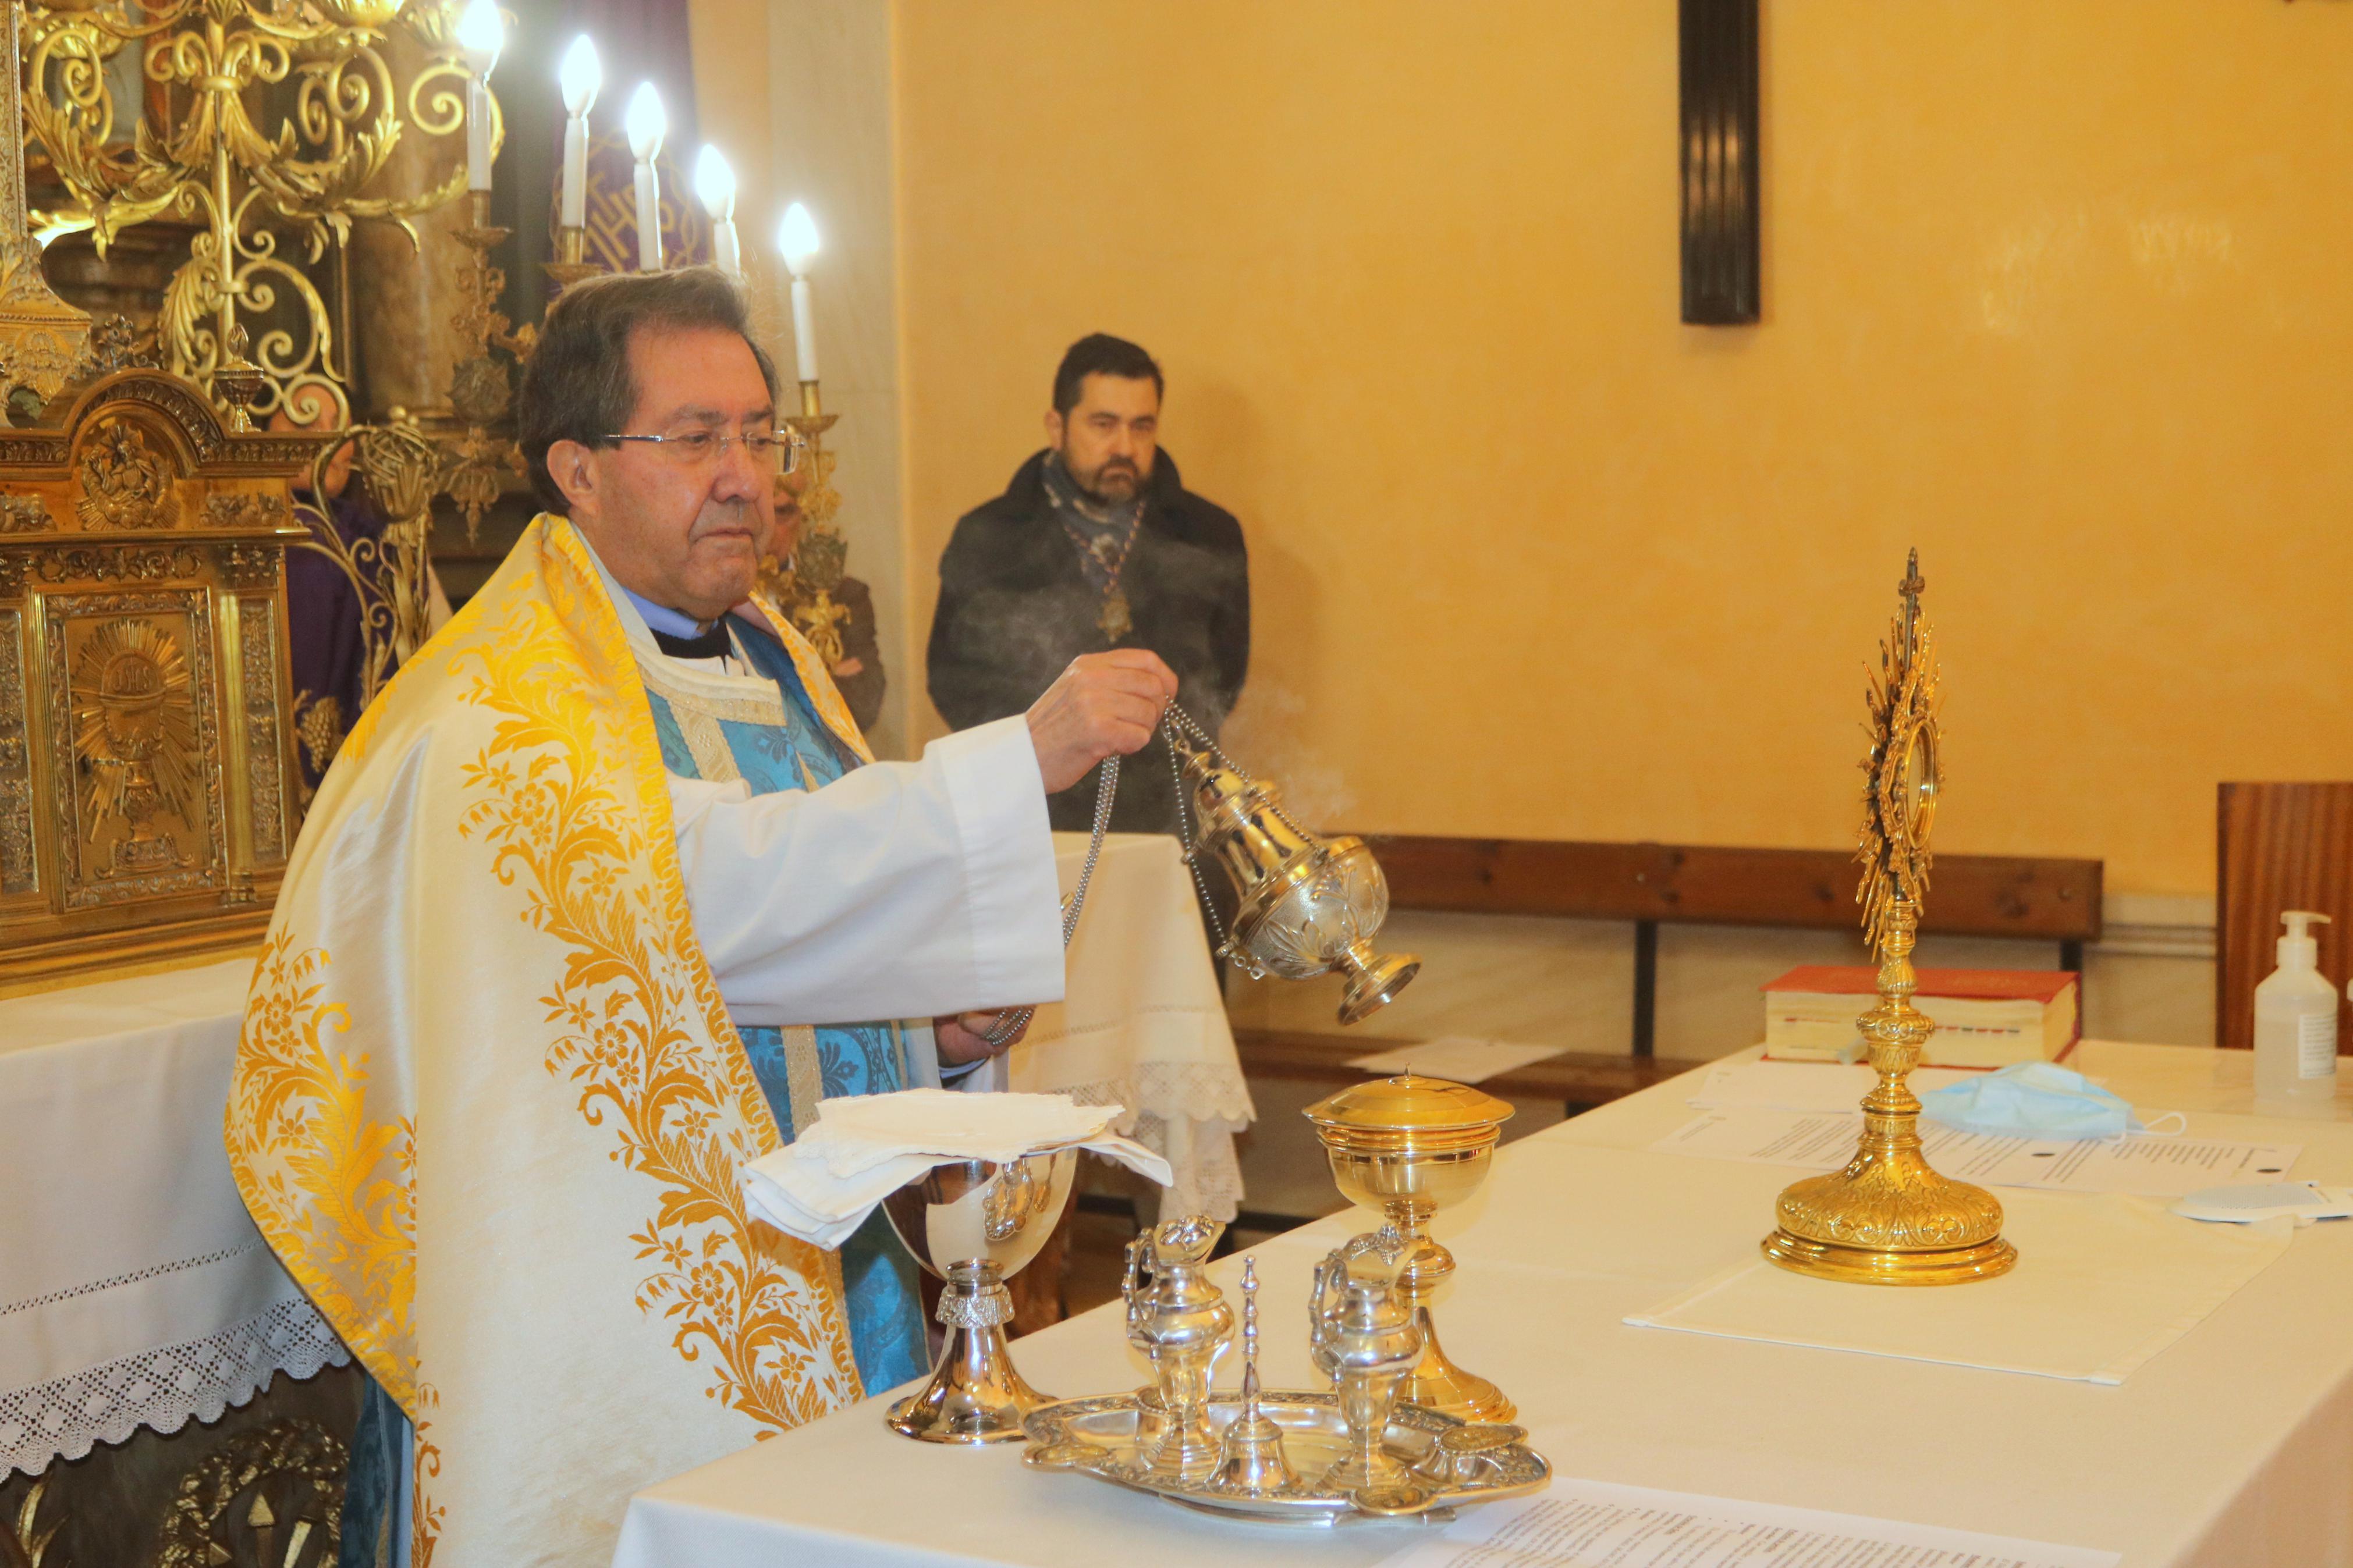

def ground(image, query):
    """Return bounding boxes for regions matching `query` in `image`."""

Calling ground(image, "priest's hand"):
[935,1009,1030,1065]
[1027,650,1179,794]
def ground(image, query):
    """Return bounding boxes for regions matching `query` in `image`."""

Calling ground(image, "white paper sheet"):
[1348,1036,1563,1083]
[1652,1106,2299,1197]
[1373,1477,2121,1568]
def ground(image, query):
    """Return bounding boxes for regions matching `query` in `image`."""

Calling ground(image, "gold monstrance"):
[1759,552,2018,1285]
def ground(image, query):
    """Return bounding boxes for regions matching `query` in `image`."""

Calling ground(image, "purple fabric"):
[285,492,383,792]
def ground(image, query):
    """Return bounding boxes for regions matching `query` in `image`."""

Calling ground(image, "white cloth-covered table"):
[614,1041,2353,1568]
[1012,833,1253,1220]
[0,957,346,1477]
[0,833,1245,1480]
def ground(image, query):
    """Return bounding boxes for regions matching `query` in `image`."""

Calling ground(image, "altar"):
[0,832,1244,1483]
[613,1040,2353,1568]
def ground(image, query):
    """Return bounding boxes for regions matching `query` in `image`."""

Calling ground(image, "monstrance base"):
[1760,1228,2017,1286]
[1403,1310,1516,1423]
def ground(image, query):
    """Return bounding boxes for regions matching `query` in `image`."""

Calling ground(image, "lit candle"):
[457,0,503,194]
[778,201,820,383]
[694,145,740,279]
[624,83,666,271]
[557,35,600,230]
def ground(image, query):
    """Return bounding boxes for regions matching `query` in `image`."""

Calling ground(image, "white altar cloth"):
[613,1041,2353,1568]
[1015,833,1252,1221]
[0,832,1245,1477]
[0,956,346,1477]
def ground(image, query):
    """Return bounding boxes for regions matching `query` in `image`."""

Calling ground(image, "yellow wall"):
[892,1,2353,895]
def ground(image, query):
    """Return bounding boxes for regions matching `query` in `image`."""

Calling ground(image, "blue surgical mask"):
[1919,1061,2180,1142]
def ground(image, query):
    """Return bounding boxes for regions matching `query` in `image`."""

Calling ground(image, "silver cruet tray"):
[1021,1389,1549,1525]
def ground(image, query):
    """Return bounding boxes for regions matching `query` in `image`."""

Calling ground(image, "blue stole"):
[638,615,930,1395]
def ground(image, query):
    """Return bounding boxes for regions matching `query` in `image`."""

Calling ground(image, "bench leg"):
[1632,919,1658,1059]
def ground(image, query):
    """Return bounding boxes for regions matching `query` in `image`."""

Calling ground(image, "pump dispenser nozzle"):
[2279,910,2332,968]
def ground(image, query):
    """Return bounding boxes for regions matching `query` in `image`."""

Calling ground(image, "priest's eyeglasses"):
[604,427,808,474]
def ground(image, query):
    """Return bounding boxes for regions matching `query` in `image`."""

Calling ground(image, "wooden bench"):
[1230,1028,1708,1115]
[1360,835,2104,1058]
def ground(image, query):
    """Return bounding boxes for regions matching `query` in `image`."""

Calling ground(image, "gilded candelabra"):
[759,380,850,667]
[1760,551,2017,1285]
[442,188,531,541]
[21,0,492,426]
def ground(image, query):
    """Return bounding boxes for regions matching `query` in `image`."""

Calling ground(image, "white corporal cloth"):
[0,956,346,1477]
[614,1041,2353,1568]
[743,1090,1173,1248]
[1010,833,1254,1221]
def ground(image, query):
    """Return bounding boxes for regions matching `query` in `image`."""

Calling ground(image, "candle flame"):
[559,34,601,116]
[456,0,502,77]
[624,81,666,163]
[693,145,736,222]
[778,201,819,278]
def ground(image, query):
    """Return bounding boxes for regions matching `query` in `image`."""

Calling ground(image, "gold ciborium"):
[1760,552,2017,1286]
[1166,714,1418,1025]
[1305,1075,1515,1421]
[880,1150,1076,1442]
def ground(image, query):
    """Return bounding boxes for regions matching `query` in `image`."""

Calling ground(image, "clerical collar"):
[619,585,735,663]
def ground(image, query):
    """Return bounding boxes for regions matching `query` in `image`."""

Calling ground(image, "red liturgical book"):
[1762,966,2080,1069]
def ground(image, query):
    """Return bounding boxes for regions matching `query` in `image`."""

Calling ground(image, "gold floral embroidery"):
[411,1382,444,1567]
[223,932,418,1407]
[449,522,859,1428]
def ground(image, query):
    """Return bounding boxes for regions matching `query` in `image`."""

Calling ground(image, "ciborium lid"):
[1305,1073,1513,1153]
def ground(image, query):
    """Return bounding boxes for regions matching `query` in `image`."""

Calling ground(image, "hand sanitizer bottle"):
[2255,910,2338,1115]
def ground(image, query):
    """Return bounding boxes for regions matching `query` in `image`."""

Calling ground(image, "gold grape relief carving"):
[74,422,179,532]
[242,603,287,863]
[0,609,31,895]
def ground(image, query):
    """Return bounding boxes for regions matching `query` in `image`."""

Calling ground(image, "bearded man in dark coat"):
[928,333,1250,835]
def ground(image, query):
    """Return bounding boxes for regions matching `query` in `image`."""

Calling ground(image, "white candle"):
[625,83,666,271]
[790,277,817,382]
[693,145,740,279]
[778,202,820,382]
[558,35,601,229]
[457,0,502,193]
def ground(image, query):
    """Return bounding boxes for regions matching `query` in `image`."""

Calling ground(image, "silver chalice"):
[879,1148,1076,1443]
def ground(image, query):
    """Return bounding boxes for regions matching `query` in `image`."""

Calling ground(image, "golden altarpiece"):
[0,361,319,986]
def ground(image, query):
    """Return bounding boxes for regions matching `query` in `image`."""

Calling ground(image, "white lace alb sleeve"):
[669,715,1064,1026]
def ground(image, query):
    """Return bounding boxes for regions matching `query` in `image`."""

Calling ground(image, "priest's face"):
[1046,373,1159,504]
[556,323,776,622]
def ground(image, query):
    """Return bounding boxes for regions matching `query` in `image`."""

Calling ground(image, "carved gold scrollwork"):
[0,496,50,533]
[24,0,491,427]
[240,604,286,863]
[152,1419,346,1568]
[6,1478,61,1568]
[34,544,207,584]
[214,539,283,590]
[73,422,179,531]
[0,608,30,895]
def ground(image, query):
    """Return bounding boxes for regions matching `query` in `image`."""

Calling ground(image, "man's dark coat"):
[928,448,1250,835]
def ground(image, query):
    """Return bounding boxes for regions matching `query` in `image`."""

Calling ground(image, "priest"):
[225,266,1176,1566]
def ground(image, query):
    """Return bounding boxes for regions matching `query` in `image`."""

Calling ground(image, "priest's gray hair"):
[519,265,781,512]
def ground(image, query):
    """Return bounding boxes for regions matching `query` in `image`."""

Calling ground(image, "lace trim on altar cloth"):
[1,1296,350,1477]
[1057,1060,1255,1222]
